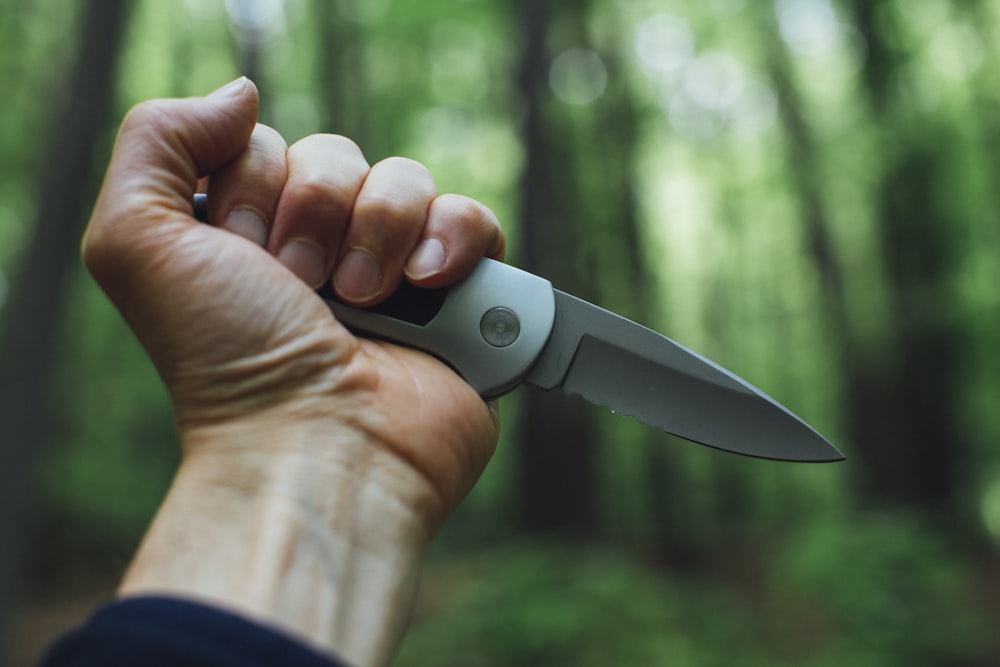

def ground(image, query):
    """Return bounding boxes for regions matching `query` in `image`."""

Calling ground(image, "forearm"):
[118,418,431,667]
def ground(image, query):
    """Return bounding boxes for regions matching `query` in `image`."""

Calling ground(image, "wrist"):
[119,416,433,667]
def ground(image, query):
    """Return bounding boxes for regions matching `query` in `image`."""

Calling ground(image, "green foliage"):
[777,512,992,666]
[398,544,762,667]
[400,525,995,667]
[5,0,1000,663]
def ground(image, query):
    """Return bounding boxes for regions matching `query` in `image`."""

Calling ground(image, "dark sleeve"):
[39,596,349,667]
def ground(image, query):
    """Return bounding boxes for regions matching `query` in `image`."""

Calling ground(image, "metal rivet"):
[480,307,520,347]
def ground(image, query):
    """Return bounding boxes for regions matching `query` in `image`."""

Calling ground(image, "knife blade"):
[193,194,843,463]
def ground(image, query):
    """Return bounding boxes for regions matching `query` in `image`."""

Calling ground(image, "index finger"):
[205,123,288,247]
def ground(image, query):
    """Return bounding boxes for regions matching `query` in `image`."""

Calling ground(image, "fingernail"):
[209,76,249,98]
[335,248,383,302]
[223,208,268,246]
[278,239,327,288]
[404,238,446,280]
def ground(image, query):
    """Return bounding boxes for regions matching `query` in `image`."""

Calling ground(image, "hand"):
[82,78,505,665]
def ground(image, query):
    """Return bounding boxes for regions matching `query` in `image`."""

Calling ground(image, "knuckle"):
[81,192,158,277]
[321,133,365,158]
[239,150,285,185]
[251,122,284,144]
[79,225,102,270]
[434,195,502,242]
[354,158,437,226]
[119,99,174,137]
[80,217,121,284]
[373,157,437,193]
[377,155,431,177]
[247,125,288,167]
[121,99,162,125]
[356,191,417,228]
[284,176,356,220]
[437,193,487,223]
[290,133,366,164]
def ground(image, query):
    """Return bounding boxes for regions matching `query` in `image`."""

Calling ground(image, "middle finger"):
[333,157,438,306]
[269,134,370,289]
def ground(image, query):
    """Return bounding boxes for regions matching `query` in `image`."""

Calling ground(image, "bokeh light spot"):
[549,48,608,106]
[634,14,694,82]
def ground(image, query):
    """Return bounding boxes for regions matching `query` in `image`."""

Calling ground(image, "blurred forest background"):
[2,0,1000,664]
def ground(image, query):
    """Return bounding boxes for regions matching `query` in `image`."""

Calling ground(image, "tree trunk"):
[0,0,132,657]
[512,0,599,535]
[227,0,270,124]
[835,1,966,522]
[314,0,369,147]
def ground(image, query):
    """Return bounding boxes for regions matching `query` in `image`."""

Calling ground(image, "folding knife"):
[194,194,843,463]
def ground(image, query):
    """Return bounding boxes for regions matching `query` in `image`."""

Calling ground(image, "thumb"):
[83,78,260,283]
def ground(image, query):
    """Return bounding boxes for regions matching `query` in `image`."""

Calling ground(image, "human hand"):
[83,78,505,665]
[84,76,505,529]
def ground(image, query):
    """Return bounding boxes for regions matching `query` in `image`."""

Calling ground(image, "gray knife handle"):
[325,259,556,398]
[191,195,555,397]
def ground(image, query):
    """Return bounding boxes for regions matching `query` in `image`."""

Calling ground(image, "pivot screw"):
[480,307,520,347]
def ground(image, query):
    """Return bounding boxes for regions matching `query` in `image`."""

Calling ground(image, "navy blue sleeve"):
[39,596,349,667]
